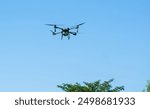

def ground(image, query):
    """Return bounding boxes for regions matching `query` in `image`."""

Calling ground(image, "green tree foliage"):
[57,79,124,92]
[145,80,150,92]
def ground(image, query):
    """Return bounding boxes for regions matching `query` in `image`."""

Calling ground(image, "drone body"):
[46,23,85,40]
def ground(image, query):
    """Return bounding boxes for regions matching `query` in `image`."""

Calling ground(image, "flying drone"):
[46,23,85,40]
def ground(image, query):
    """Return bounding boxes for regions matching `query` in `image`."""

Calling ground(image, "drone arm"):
[50,30,61,35]
[45,24,63,32]
[69,27,76,30]
[55,32,62,34]
[55,26,63,30]
[54,26,63,32]
[69,32,77,36]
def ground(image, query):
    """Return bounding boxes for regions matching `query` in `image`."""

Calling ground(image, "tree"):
[57,79,124,92]
[145,80,150,92]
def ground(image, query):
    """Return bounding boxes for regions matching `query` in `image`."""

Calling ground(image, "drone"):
[46,23,85,40]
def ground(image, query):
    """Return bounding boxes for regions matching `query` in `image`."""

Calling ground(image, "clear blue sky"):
[0,0,150,91]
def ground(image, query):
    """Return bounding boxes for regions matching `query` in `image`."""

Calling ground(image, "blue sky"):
[0,0,150,91]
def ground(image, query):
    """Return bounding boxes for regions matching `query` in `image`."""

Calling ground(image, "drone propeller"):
[45,24,63,27]
[69,22,85,32]
[45,24,56,26]
[76,22,85,28]
[46,24,58,32]
[77,22,85,26]
[77,23,85,32]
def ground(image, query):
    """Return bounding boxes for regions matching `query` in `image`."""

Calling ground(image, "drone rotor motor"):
[50,30,56,35]
[53,25,56,32]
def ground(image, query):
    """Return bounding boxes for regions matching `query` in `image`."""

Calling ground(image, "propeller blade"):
[45,24,56,26]
[78,22,85,26]
[45,24,63,26]
[72,22,85,30]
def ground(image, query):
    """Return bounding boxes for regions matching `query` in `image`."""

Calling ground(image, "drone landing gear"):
[61,35,63,40]
[68,35,70,40]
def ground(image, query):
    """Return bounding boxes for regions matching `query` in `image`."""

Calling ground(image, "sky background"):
[0,0,150,91]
